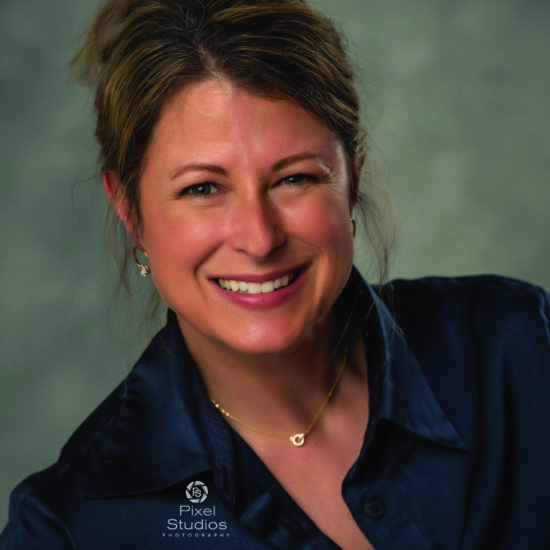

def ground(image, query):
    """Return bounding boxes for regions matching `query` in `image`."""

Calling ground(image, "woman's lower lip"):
[212,268,308,310]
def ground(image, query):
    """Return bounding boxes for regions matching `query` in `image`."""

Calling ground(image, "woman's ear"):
[102,171,137,238]
[355,156,365,181]
[350,155,365,212]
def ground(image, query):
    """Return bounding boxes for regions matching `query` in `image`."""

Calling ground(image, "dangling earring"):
[350,218,357,239]
[133,246,151,276]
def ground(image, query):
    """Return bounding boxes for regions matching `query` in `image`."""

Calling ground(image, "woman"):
[2,0,549,549]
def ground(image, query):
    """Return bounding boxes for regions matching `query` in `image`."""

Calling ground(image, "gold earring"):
[133,246,151,276]
[350,218,357,239]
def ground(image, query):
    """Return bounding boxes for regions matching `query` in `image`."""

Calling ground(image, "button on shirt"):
[2,269,550,549]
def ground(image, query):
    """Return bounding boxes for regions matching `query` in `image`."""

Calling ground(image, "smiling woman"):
[2,0,550,549]
[122,79,355,358]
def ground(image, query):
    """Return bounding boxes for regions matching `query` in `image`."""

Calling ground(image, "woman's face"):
[134,79,356,357]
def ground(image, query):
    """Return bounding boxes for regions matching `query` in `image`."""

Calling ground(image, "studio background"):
[1,0,549,527]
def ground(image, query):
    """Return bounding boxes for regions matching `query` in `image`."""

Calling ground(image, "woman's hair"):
[73,0,394,287]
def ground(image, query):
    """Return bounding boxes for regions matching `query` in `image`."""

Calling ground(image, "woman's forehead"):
[145,78,344,172]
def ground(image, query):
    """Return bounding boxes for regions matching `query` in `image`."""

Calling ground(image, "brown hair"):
[73,0,394,286]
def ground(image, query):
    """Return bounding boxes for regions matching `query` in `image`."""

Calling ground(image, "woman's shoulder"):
[382,274,550,401]
[0,316,218,548]
[0,383,126,549]
[388,272,548,301]
[383,274,550,425]
[386,273,549,333]
[9,382,126,491]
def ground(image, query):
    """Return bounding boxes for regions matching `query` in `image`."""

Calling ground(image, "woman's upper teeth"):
[219,273,292,294]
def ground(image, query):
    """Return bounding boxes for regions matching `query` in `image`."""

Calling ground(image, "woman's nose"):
[226,193,285,260]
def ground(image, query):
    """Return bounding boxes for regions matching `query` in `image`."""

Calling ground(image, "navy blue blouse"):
[2,269,550,549]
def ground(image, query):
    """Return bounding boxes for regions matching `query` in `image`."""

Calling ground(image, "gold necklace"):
[210,345,348,448]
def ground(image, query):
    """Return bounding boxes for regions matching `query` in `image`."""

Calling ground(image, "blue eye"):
[182,182,217,196]
[281,174,315,185]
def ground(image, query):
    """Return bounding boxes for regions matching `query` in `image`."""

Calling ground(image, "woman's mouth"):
[217,270,300,295]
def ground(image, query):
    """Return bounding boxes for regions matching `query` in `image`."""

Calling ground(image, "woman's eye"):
[181,182,217,196]
[280,174,316,186]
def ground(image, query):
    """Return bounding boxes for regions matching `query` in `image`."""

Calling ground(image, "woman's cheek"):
[292,195,351,246]
[146,216,220,276]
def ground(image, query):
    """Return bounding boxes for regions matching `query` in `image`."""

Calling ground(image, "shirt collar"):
[85,312,236,507]
[352,269,468,451]
[85,268,466,502]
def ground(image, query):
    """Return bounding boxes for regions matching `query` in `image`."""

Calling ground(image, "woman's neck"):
[179,307,363,438]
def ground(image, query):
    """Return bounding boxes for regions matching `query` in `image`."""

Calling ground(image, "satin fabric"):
[2,268,550,549]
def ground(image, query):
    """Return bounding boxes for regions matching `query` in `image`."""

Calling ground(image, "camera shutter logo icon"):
[186,480,209,503]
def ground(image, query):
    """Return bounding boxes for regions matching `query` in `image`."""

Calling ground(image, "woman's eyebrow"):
[272,152,320,171]
[169,152,332,181]
[272,152,333,173]
[169,163,228,180]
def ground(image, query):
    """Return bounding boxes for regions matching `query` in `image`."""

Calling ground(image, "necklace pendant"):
[290,433,305,447]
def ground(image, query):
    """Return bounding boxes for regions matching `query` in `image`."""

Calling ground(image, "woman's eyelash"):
[280,173,318,185]
[179,174,318,197]
[180,182,217,196]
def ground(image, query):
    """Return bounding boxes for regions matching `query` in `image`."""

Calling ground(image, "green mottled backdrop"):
[1,0,549,527]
